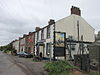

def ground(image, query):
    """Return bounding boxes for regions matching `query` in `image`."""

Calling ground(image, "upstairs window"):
[71,44,76,50]
[37,31,39,41]
[46,43,51,56]
[41,29,44,40]
[47,26,50,39]
[67,42,76,51]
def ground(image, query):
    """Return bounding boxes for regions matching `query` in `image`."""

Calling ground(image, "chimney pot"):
[48,19,55,25]
[23,34,27,37]
[29,32,32,35]
[35,27,41,31]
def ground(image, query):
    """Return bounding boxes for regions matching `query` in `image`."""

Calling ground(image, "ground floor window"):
[46,43,51,56]
[67,43,76,51]
[71,44,76,50]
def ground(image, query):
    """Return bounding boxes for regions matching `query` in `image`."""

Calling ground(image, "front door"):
[39,46,44,57]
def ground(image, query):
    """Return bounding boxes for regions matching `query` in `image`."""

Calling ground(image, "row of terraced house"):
[11,6,95,60]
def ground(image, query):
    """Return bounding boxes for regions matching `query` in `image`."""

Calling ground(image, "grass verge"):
[44,60,77,75]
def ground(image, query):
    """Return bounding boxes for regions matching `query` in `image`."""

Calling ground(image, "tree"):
[0,43,14,53]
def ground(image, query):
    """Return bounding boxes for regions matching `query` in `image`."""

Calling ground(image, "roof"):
[56,14,95,30]
[35,14,95,33]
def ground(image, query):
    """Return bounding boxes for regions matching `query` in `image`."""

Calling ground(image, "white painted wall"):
[20,38,26,52]
[44,24,54,57]
[35,24,54,57]
[55,14,95,42]
[35,14,95,59]
[55,14,95,59]
[12,40,19,52]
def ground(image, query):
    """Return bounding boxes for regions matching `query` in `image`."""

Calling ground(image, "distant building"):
[12,32,35,54]
[25,32,35,54]
[19,35,26,52]
[95,36,100,42]
[12,40,19,52]
[35,6,95,59]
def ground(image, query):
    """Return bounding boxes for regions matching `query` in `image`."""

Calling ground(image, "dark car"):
[17,52,25,57]
[24,52,33,58]
[17,52,33,58]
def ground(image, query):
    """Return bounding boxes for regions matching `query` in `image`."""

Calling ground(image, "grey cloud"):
[0,0,99,46]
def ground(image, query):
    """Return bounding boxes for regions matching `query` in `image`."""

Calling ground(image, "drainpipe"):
[69,36,72,60]
[53,21,56,60]
[50,42,52,61]
[77,20,79,41]
[48,19,55,60]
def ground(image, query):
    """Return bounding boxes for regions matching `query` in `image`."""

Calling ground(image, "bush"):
[44,60,77,75]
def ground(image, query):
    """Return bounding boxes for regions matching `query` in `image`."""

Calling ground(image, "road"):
[0,51,45,75]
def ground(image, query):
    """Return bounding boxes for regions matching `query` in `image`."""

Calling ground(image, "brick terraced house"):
[12,40,19,52]
[34,6,95,60]
[25,32,35,54]
[11,6,95,60]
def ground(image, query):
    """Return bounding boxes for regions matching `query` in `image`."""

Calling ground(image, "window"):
[67,43,76,50]
[37,31,39,41]
[41,29,44,40]
[71,44,76,50]
[28,47,31,50]
[47,26,50,39]
[46,43,51,56]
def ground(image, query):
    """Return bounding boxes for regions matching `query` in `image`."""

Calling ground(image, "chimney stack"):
[29,32,32,35]
[23,34,27,37]
[35,27,41,31]
[48,19,55,25]
[71,6,81,16]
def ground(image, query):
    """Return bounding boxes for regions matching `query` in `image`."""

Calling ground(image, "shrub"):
[44,60,77,75]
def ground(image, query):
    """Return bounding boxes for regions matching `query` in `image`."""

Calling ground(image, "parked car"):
[17,52,33,58]
[17,52,25,57]
[25,52,33,58]
[12,50,17,56]
[17,52,23,56]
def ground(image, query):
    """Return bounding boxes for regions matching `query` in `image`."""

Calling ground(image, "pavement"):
[0,51,26,75]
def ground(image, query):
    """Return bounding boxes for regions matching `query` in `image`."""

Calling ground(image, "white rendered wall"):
[55,14,95,42]
[20,38,26,52]
[55,14,95,59]
[12,40,19,52]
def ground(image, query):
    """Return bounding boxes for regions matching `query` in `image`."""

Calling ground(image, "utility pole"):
[49,42,52,61]
[77,21,79,41]
[69,36,72,60]
[53,20,56,60]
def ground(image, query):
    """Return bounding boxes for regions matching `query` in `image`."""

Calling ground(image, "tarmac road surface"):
[0,51,45,75]
[0,51,26,75]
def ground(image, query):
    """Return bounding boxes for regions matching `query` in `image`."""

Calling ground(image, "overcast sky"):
[0,0,100,46]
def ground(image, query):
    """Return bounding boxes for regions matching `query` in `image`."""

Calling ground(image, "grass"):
[44,60,77,75]
[48,71,69,75]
